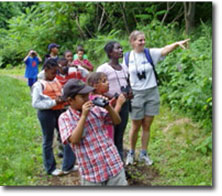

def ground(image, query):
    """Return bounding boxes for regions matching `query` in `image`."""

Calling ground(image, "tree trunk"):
[161,2,177,24]
[184,2,196,34]
[120,2,130,34]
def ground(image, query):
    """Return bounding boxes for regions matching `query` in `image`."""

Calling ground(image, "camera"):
[121,85,133,100]
[137,71,146,80]
[92,97,109,107]
[31,51,36,56]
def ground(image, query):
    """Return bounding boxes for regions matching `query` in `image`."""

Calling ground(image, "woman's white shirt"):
[123,48,164,91]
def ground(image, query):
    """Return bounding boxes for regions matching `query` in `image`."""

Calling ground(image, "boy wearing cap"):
[48,43,60,60]
[43,43,60,68]
[58,79,128,186]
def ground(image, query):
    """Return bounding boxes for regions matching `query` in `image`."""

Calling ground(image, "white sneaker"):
[63,165,79,175]
[126,153,134,165]
[51,169,63,176]
[139,154,153,166]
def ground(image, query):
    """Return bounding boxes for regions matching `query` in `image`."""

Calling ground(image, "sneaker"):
[51,169,63,176]
[126,152,134,165]
[139,154,153,166]
[63,165,79,175]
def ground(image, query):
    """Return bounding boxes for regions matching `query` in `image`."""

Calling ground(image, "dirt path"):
[39,150,160,186]
[3,74,27,82]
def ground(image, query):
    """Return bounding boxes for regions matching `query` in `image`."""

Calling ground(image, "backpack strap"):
[125,48,159,84]
[144,48,154,66]
[124,51,131,67]
[144,48,159,85]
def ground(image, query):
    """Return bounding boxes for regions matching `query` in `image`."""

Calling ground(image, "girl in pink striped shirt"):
[86,72,126,141]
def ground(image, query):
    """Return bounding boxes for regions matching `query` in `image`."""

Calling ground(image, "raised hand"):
[177,38,190,49]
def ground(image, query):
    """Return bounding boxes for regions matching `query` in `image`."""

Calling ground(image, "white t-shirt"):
[37,66,89,80]
[123,48,164,91]
[97,63,128,96]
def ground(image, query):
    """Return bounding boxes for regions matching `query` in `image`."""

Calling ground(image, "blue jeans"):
[114,101,129,160]
[37,109,75,174]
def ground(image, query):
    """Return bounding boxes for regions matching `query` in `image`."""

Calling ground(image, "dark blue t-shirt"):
[24,56,39,78]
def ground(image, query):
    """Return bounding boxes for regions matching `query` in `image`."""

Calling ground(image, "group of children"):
[27,42,130,186]
[25,31,190,186]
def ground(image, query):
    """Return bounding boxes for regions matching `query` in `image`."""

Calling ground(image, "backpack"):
[124,48,159,84]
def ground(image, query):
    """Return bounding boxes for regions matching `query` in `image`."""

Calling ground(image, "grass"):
[124,105,212,186]
[0,64,26,76]
[0,75,43,185]
[0,73,212,186]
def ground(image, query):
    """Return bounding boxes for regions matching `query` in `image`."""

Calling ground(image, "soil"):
[4,74,27,82]
[38,149,160,186]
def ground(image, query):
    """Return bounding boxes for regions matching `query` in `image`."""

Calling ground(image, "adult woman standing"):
[97,41,132,160]
[125,30,189,166]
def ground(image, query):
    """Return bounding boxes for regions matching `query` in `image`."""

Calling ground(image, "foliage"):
[0,2,25,29]
[157,21,212,134]
[0,2,212,67]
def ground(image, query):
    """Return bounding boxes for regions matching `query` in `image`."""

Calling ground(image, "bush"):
[157,22,212,133]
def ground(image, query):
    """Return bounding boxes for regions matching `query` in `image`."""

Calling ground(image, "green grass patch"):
[124,105,212,186]
[0,64,25,76]
[0,75,43,185]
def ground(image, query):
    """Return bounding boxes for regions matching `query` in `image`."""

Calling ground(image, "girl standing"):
[97,41,132,160]
[32,59,75,175]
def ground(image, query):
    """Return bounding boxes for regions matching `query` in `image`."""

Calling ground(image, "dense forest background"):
[0,1,212,155]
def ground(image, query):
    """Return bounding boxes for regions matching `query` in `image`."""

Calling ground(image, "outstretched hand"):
[177,38,190,49]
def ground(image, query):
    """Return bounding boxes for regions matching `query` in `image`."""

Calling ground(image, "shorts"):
[130,86,160,120]
[81,168,128,186]
[28,78,37,87]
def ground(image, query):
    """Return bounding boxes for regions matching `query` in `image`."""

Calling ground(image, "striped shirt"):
[58,106,123,183]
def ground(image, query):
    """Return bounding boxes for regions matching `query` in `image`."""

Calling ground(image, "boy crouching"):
[58,79,128,186]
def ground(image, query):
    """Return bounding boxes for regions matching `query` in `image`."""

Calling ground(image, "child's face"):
[77,51,84,60]
[95,75,109,94]
[51,47,59,55]
[58,61,68,74]
[69,93,89,110]
[45,66,58,81]
[65,52,73,62]
[110,43,123,59]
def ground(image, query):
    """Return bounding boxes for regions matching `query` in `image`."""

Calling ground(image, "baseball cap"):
[62,79,94,100]
[48,43,60,51]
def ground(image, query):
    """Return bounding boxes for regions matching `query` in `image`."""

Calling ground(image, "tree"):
[184,2,196,34]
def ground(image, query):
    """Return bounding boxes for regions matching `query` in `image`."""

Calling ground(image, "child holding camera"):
[32,59,76,176]
[58,79,128,186]
[97,41,132,160]
[23,50,42,88]
[86,72,126,140]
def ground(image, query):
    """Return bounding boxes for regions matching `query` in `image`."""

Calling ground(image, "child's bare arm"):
[114,94,126,113]
[23,51,32,62]
[68,101,93,144]
[105,103,121,125]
